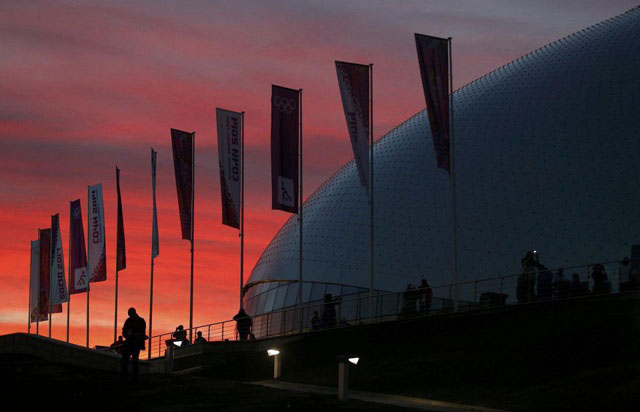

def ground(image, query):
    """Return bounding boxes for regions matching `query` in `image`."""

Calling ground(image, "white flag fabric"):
[335,61,370,192]
[216,108,242,229]
[88,184,107,282]
[29,240,41,322]
[151,148,159,258]
[49,214,68,305]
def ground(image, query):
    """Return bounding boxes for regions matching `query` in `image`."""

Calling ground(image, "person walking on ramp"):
[121,307,147,382]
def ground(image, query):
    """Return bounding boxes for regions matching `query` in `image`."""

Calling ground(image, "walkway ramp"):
[0,333,151,374]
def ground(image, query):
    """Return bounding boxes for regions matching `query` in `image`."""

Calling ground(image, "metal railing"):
[145,257,639,359]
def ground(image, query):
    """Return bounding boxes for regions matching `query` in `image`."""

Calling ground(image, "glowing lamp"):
[267,349,281,379]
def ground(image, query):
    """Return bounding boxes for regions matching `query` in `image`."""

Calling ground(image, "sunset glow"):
[1,0,635,348]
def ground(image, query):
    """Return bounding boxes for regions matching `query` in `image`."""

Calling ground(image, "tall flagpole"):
[114,274,119,342]
[149,148,158,359]
[48,223,52,338]
[67,205,71,343]
[240,113,245,310]
[37,229,41,336]
[298,89,304,332]
[86,283,90,347]
[189,132,196,343]
[369,64,375,322]
[114,169,118,343]
[28,241,32,335]
[148,255,154,358]
[28,268,31,335]
[449,38,458,311]
[86,186,90,348]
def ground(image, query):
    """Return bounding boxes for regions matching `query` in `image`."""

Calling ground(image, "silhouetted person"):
[619,256,640,292]
[321,293,339,328]
[569,273,588,297]
[628,256,640,291]
[310,311,321,331]
[121,307,146,382]
[536,264,554,301]
[110,335,124,355]
[517,251,538,303]
[418,279,433,314]
[402,284,419,317]
[233,308,252,340]
[553,268,570,300]
[172,325,188,345]
[194,331,207,344]
[591,264,610,294]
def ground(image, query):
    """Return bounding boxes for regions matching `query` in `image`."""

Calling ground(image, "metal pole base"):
[338,362,349,401]
[273,354,281,379]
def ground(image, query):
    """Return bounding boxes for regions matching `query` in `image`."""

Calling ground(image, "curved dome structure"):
[245,7,640,316]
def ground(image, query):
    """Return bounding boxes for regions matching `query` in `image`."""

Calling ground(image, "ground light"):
[267,348,281,379]
[337,354,359,401]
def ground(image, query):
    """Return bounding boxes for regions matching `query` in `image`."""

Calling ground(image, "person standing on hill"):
[321,293,340,328]
[591,263,610,294]
[518,251,538,303]
[233,308,253,340]
[121,307,147,382]
[418,279,433,314]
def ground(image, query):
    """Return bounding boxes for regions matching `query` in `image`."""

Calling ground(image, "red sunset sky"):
[1,0,636,347]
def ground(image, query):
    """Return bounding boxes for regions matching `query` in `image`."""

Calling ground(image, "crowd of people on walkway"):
[310,293,345,330]
[517,251,611,303]
[401,279,433,317]
[124,252,632,364]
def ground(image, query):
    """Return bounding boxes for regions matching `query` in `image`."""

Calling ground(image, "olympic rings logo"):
[273,96,297,114]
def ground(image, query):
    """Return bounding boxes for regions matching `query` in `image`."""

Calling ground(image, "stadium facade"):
[244,7,640,319]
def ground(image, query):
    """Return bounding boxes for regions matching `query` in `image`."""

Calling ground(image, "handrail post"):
[222,322,224,341]
[473,280,478,305]
[586,265,590,289]
[165,343,174,373]
[266,313,270,337]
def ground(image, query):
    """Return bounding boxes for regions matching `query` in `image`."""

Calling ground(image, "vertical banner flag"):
[271,85,300,213]
[69,200,88,293]
[50,214,68,305]
[116,167,126,270]
[29,240,45,322]
[216,108,242,228]
[335,61,370,191]
[88,184,107,282]
[151,148,159,258]
[171,129,194,240]
[38,229,51,319]
[415,34,450,172]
